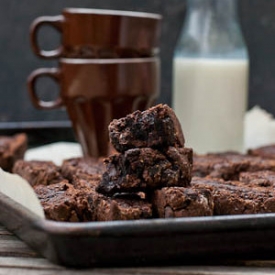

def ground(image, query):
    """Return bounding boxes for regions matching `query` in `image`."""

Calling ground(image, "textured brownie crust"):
[61,157,105,182]
[13,160,64,186]
[192,154,226,178]
[193,153,275,180]
[95,194,152,221]
[239,170,275,188]
[65,175,152,221]
[152,187,214,218]
[72,175,100,191]
[108,104,185,153]
[97,147,192,195]
[192,177,275,215]
[0,133,27,172]
[248,144,275,159]
[34,181,94,222]
[243,155,275,172]
[70,177,152,221]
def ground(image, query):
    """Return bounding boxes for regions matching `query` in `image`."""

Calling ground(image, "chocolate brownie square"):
[206,154,251,180]
[193,153,249,180]
[13,160,64,186]
[193,154,226,178]
[239,170,275,188]
[248,144,275,159]
[34,181,94,222]
[97,147,192,196]
[193,153,275,180]
[192,177,275,215]
[152,187,214,218]
[71,177,152,221]
[243,155,275,172]
[0,133,27,172]
[61,157,105,182]
[95,194,152,221]
[71,175,100,191]
[108,104,185,153]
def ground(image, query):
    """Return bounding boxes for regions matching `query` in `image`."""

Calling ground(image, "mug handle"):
[30,15,64,59]
[27,68,63,109]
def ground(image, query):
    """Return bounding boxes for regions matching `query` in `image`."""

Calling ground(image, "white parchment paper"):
[244,106,275,150]
[25,142,83,166]
[0,168,45,218]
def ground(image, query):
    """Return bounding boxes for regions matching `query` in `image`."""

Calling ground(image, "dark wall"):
[0,0,275,125]
[239,1,275,115]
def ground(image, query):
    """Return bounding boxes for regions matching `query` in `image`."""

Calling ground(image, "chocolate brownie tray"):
[1,191,275,267]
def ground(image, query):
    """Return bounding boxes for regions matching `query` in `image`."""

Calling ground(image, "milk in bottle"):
[172,0,249,154]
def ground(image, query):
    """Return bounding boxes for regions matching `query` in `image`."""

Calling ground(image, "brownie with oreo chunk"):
[97,146,192,196]
[192,177,275,215]
[13,160,64,186]
[108,104,185,153]
[152,187,214,218]
[0,133,27,172]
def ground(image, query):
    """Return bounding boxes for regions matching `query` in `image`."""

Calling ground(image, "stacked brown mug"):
[27,8,162,158]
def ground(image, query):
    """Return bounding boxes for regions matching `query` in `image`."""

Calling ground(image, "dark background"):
[0,0,274,128]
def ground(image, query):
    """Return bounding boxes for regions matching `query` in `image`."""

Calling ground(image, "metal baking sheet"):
[1,192,275,267]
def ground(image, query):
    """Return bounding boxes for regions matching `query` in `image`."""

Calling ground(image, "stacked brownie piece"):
[97,104,191,194]
[97,104,214,218]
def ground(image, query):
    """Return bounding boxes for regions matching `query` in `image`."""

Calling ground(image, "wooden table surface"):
[2,225,275,275]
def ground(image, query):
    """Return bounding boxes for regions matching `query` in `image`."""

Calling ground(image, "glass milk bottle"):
[172,0,249,154]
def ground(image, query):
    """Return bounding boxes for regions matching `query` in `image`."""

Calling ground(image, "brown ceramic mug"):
[27,57,160,158]
[30,8,162,59]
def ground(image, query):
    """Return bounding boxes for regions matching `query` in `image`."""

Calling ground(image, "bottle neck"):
[176,0,247,58]
[187,0,238,20]
[186,0,238,34]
